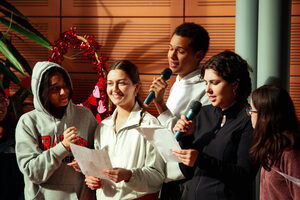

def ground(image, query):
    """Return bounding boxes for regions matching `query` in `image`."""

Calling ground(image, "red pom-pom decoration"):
[48,27,112,123]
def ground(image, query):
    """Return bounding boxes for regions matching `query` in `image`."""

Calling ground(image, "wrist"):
[154,100,168,114]
[125,169,133,182]
[61,141,70,151]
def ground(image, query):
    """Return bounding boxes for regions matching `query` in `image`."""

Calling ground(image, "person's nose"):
[60,87,66,95]
[112,83,119,91]
[169,49,177,60]
[205,84,212,94]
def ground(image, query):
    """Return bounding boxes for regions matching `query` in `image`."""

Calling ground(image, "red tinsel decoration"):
[48,27,112,123]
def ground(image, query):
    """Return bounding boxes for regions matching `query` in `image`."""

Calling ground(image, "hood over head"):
[31,61,73,114]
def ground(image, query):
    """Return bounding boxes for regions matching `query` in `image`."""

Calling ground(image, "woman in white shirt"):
[85,60,165,200]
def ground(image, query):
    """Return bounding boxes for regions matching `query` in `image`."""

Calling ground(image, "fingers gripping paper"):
[70,143,112,179]
[136,125,181,163]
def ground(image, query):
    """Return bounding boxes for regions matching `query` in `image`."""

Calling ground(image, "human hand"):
[62,126,78,150]
[102,168,132,183]
[85,175,102,190]
[67,160,81,172]
[173,115,194,136]
[172,149,199,167]
[150,77,168,104]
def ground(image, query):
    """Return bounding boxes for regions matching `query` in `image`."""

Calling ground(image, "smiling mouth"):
[169,62,178,68]
[112,95,122,99]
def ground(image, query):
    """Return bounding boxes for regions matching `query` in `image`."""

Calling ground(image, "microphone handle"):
[143,91,155,106]
[174,110,194,141]
[174,130,182,141]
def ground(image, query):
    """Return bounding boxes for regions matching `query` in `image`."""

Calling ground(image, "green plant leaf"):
[1,11,13,40]
[0,17,51,49]
[0,40,24,75]
[0,79,4,90]
[0,31,32,75]
[0,61,21,84]
[0,0,26,19]
[14,87,24,96]
[21,89,31,102]
[0,7,50,43]
[2,67,11,88]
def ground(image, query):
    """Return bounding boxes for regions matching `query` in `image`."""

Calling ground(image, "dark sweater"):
[179,100,259,200]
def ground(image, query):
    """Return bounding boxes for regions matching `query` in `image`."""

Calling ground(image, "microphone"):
[144,68,172,107]
[174,101,202,141]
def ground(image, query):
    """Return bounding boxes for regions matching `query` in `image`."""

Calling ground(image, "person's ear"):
[232,79,240,96]
[195,50,204,61]
[135,83,141,95]
[233,80,239,90]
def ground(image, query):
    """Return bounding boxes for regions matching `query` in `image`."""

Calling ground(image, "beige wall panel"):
[292,0,300,15]
[61,18,183,74]
[186,17,235,62]
[62,0,183,17]
[7,0,60,16]
[69,73,98,104]
[290,16,300,75]
[185,0,235,17]
[290,76,300,118]
[290,15,300,119]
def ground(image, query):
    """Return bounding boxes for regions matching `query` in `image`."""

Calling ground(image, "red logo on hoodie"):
[40,135,87,150]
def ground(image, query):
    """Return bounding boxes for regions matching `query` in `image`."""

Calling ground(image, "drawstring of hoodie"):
[52,116,58,145]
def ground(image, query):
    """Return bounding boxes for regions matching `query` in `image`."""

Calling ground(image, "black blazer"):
[179,100,259,200]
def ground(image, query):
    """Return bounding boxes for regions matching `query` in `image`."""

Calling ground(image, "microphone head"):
[161,68,172,81]
[190,101,202,113]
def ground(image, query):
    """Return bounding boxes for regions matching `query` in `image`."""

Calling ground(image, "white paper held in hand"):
[136,125,181,163]
[70,143,112,179]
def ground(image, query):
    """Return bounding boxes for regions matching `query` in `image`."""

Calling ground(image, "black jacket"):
[179,100,259,200]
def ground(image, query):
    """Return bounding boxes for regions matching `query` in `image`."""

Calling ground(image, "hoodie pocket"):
[33,184,80,200]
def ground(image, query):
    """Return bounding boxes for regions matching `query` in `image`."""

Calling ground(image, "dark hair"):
[107,60,143,108]
[39,67,72,114]
[173,22,210,57]
[201,50,252,101]
[249,85,299,171]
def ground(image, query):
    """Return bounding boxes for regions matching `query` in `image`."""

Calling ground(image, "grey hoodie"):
[15,61,98,200]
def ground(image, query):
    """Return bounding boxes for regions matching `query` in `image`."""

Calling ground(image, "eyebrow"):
[169,44,186,50]
[107,78,128,82]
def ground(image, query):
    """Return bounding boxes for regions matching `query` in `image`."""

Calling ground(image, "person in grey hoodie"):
[15,61,98,200]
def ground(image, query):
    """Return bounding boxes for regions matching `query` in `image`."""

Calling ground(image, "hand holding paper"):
[70,143,112,179]
[136,125,181,163]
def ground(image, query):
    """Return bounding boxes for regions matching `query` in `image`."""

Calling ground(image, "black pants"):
[160,179,189,200]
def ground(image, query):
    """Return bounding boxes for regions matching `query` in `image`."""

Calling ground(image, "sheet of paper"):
[136,125,181,163]
[70,143,112,179]
[275,170,300,187]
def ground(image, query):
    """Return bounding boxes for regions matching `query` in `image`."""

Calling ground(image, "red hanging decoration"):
[48,27,113,123]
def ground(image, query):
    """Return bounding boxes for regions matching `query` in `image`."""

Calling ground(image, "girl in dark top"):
[0,88,24,200]
[172,50,259,200]
[249,85,300,199]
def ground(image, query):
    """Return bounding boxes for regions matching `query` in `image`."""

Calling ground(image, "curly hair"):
[200,50,252,101]
[173,22,210,57]
[249,85,300,171]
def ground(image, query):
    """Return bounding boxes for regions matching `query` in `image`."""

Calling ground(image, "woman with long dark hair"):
[85,60,165,200]
[249,85,300,199]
